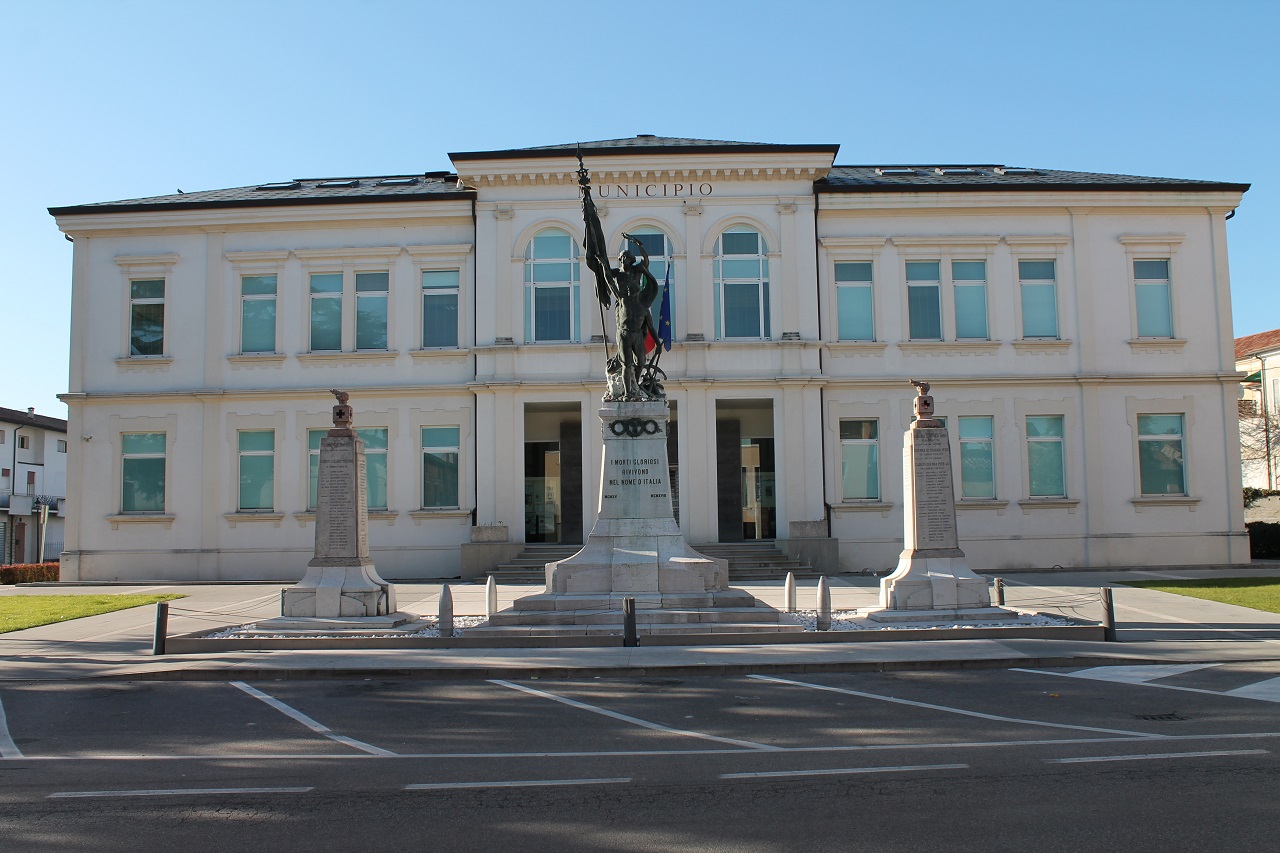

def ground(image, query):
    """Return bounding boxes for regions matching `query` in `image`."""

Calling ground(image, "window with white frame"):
[952,260,989,340]
[1138,414,1185,495]
[905,261,942,340]
[56,440,67,453]
[355,271,389,350]
[309,273,343,351]
[1019,260,1059,338]
[240,274,277,354]
[421,426,460,508]
[129,279,165,356]
[524,229,579,343]
[121,432,166,513]
[237,430,275,511]
[422,270,460,348]
[840,419,879,500]
[1026,415,1066,497]
[17,435,29,450]
[835,262,874,341]
[958,416,995,498]
[1133,259,1173,338]
[714,227,770,340]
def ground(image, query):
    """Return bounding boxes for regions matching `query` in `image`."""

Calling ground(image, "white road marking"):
[1227,676,1280,703]
[0,693,22,759]
[1015,667,1280,703]
[489,679,782,751]
[722,763,968,779]
[229,681,397,756]
[1051,664,1221,684]
[48,786,314,798]
[1045,749,1268,764]
[405,778,630,790]
[749,674,1161,738]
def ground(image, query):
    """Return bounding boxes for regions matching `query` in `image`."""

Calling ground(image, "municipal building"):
[48,136,1252,581]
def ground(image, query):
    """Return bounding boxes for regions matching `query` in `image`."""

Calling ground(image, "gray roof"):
[49,173,470,216]
[451,135,841,161]
[0,407,67,433]
[820,165,1249,194]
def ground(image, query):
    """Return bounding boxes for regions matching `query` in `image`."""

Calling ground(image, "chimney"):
[26,407,35,418]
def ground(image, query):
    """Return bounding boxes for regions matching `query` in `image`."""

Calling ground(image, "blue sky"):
[4,0,1276,418]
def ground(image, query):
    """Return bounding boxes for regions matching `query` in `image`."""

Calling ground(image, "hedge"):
[0,563,60,584]
[1247,522,1280,560]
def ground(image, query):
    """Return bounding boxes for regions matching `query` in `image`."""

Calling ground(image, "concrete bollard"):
[152,601,168,656]
[486,575,498,617]
[439,583,454,638]
[622,597,638,647]
[784,572,797,613]
[1100,587,1117,642]
[816,576,831,631]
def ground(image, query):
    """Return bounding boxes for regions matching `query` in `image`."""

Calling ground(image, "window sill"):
[1131,496,1200,512]
[409,508,471,525]
[293,510,400,526]
[825,341,889,356]
[1126,338,1188,353]
[115,356,173,372]
[297,351,397,365]
[409,348,470,362]
[831,501,893,517]
[1018,499,1080,514]
[897,341,1001,356]
[224,512,285,528]
[227,353,287,366]
[956,499,1009,515]
[1012,339,1073,354]
[107,513,174,530]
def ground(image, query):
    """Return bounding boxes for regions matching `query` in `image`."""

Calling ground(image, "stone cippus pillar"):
[281,411,397,619]
[871,384,1002,621]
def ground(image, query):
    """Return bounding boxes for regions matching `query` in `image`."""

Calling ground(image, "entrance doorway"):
[715,400,776,541]
[523,404,583,544]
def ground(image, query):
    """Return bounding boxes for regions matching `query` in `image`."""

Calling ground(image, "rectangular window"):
[121,432,166,513]
[421,426,460,508]
[310,427,389,510]
[715,230,769,340]
[952,260,988,340]
[840,419,879,500]
[129,279,165,356]
[309,273,343,351]
[240,274,277,353]
[1134,259,1173,338]
[906,261,941,340]
[17,435,30,450]
[237,430,275,511]
[1019,260,1059,338]
[958,416,995,498]
[835,262,875,341]
[355,271,389,350]
[56,440,67,453]
[1138,414,1185,495]
[422,270,460,348]
[1026,415,1065,497]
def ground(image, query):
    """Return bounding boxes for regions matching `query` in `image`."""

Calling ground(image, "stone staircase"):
[694,542,825,583]
[481,543,581,586]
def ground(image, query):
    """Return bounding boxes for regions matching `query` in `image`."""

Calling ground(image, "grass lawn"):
[1124,578,1280,615]
[0,594,185,634]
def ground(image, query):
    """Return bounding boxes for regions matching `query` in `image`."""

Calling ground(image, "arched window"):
[714,226,769,340]
[524,228,580,343]
[618,227,673,331]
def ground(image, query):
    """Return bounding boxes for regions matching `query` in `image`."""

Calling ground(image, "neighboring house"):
[48,135,1251,582]
[0,406,68,564]
[1236,328,1280,489]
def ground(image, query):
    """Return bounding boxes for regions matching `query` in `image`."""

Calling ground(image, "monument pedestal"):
[867,405,1013,624]
[472,401,798,637]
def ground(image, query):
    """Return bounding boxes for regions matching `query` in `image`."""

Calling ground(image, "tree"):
[1240,396,1280,490]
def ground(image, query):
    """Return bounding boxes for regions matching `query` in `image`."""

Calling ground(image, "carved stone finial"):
[330,389,354,432]
[909,379,939,427]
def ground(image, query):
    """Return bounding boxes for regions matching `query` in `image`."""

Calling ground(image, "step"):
[487,606,791,627]
[465,622,807,638]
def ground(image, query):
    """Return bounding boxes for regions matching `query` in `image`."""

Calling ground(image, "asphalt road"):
[3,664,1280,852]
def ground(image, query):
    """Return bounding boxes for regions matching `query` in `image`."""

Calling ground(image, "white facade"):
[1,408,68,563]
[50,137,1251,581]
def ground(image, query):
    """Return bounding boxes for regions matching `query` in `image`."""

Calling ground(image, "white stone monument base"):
[866,547,1015,623]
[251,612,420,631]
[280,563,398,619]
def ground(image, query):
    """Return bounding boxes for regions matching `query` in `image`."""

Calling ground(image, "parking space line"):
[405,778,630,791]
[489,679,782,751]
[750,674,1161,738]
[1014,667,1264,701]
[230,682,398,756]
[0,693,22,759]
[1227,676,1280,703]
[48,787,314,799]
[1045,749,1268,765]
[721,763,968,779]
